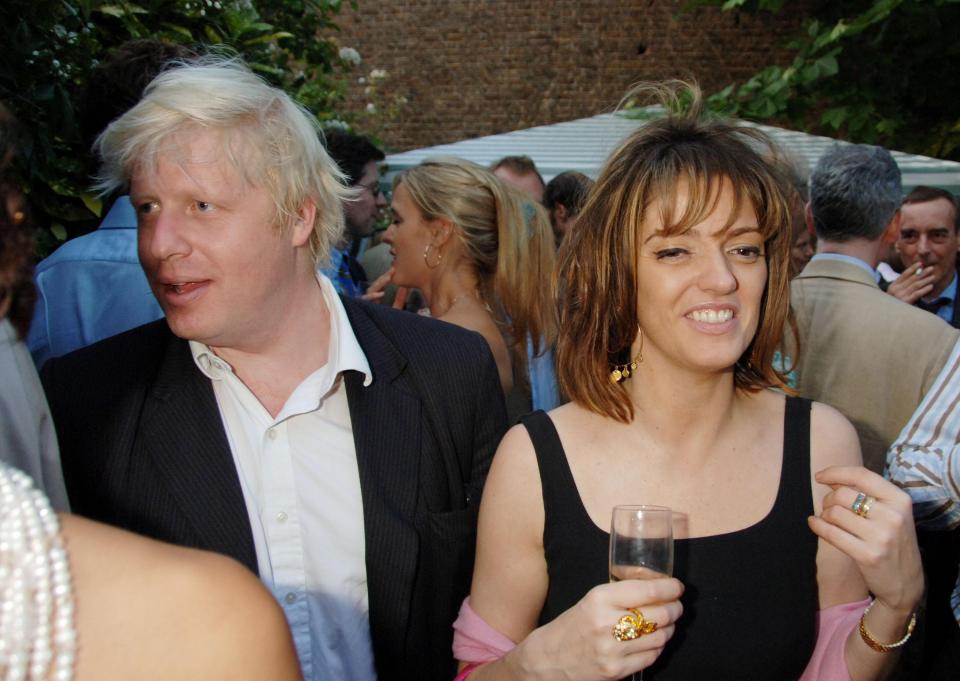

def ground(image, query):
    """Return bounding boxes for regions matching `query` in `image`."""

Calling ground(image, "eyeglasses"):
[358,180,382,198]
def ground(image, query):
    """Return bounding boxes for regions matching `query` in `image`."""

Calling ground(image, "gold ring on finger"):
[613,613,641,641]
[630,608,658,634]
[858,495,876,519]
[851,492,867,516]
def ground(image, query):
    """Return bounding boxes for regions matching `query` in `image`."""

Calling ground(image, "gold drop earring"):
[610,327,644,384]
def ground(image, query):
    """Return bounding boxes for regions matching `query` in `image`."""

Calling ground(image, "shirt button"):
[284,592,297,604]
[267,429,278,440]
[276,511,288,522]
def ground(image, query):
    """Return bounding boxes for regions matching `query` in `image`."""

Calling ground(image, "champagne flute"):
[609,505,674,680]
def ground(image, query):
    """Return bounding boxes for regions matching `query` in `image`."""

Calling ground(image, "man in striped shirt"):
[887,338,960,677]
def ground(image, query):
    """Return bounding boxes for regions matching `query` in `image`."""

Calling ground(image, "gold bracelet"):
[858,599,917,653]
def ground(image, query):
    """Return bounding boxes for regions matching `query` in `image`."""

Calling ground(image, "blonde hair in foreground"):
[394,157,557,370]
[94,55,351,266]
[556,82,796,424]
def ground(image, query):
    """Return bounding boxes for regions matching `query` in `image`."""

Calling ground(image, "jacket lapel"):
[136,332,258,573]
[342,299,422,664]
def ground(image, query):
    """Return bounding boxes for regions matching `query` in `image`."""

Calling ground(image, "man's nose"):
[142,210,190,261]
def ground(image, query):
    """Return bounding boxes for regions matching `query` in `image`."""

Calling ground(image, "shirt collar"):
[937,272,958,304]
[99,195,137,230]
[811,253,880,283]
[189,272,373,387]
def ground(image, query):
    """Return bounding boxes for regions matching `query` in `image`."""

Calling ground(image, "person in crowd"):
[491,155,545,203]
[453,85,923,681]
[321,130,387,296]
[543,170,594,247]
[0,101,302,681]
[884,187,960,327]
[26,40,195,368]
[40,57,506,681]
[791,145,958,473]
[0,104,68,508]
[887,338,960,680]
[791,224,816,276]
[382,157,557,418]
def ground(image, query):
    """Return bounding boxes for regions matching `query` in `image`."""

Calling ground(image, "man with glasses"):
[322,131,387,296]
[885,186,960,327]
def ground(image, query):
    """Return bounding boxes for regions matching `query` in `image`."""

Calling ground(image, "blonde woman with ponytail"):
[383,157,557,413]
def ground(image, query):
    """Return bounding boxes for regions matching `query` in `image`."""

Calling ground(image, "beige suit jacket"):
[790,257,959,473]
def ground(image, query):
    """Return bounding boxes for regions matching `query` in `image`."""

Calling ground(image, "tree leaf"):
[80,193,102,218]
[243,31,295,46]
[821,107,848,129]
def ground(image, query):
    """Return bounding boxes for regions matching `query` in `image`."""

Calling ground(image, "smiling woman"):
[455,83,924,681]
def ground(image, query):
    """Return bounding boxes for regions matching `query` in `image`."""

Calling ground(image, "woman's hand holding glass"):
[506,578,683,681]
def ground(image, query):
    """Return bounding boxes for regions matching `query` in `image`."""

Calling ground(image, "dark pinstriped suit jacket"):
[42,297,507,681]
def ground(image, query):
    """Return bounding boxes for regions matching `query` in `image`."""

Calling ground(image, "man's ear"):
[290,199,317,248]
[555,204,569,223]
[804,202,815,234]
[881,208,902,247]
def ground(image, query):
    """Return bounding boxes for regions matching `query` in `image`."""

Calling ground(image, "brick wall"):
[329,1,808,151]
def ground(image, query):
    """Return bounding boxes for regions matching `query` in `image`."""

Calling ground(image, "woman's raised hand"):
[506,578,683,681]
[809,465,923,617]
[361,266,408,309]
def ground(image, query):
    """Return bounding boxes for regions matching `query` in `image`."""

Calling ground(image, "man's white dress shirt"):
[190,274,375,680]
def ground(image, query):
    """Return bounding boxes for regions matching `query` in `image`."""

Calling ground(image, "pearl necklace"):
[0,464,76,681]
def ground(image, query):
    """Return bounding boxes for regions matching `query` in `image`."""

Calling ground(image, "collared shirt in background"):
[27,196,163,368]
[810,252,880,283]
[190,273,375,680]
[920,272,957,324]
[321,244,368,298]
[887,338,960,625]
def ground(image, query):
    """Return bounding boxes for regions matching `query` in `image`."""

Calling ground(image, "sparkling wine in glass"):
[609,505,674,680]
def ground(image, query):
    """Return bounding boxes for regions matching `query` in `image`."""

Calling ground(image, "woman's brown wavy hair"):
[556,83,797,423]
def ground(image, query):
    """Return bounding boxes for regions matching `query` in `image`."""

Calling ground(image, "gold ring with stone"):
[851,492,867,516]
[857,495,876,519]
[612,609,657,641]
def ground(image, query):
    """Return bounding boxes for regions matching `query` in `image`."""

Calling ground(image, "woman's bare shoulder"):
[63,515,301,681]
[808,400,862,468]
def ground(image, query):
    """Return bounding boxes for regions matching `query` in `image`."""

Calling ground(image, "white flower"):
[339,47,362,65]
[366,102,376,114]
[325,119,350,131]
[364,86,373,96]
[357,77,366,84]
[369,68,387,81]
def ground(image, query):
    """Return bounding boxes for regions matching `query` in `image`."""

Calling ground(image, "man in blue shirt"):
[321,131,387,297]
[884,186,960,328]
[27,40,193,367]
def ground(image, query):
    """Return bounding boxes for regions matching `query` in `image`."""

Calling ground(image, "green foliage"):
[0,0,360,254]
[683,0,960,161]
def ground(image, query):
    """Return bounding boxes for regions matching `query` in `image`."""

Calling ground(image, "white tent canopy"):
[384,112,960,193]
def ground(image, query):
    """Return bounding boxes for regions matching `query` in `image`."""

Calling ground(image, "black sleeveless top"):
[523,397,818,681]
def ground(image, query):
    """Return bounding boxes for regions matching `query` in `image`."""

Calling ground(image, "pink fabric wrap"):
[452,595,869,679]
[798,598,870,681]
[453,663,482,681]
[452,597,517,664]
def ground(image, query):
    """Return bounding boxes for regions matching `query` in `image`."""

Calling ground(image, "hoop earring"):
[610,327,644,384]
[424,243,443,269]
